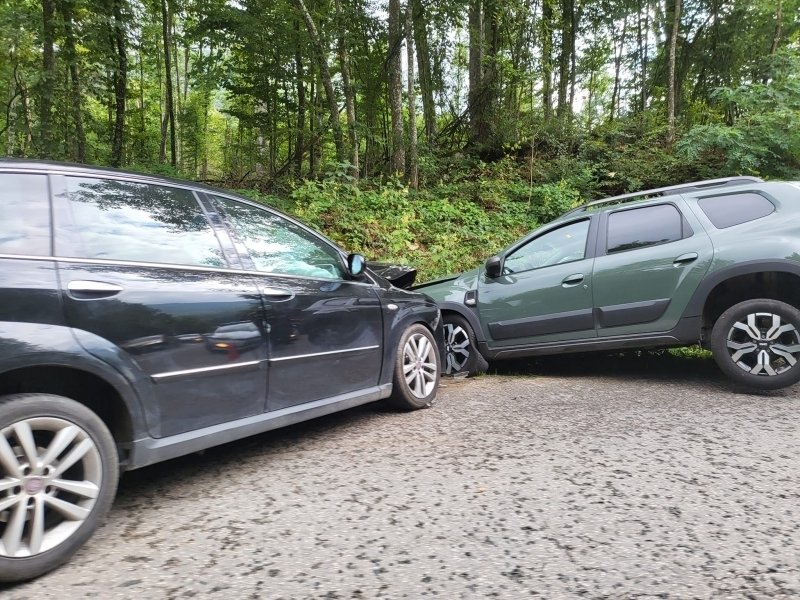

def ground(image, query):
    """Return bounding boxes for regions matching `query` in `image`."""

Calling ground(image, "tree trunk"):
[387,0,405,175]
[59,0,86,162]
[110,0,127,167]
[334,0,358,179]
[411,0,436,144]
[294,21,305,177]
[40,0,56,158]
[556,0,573,119]
[541,0,553,120]
[666,0,681,145]
[406,0,418,188]
[293,0,345,163]
[768,0,783,55]
[161,0,177,167]
[467,0,484,144]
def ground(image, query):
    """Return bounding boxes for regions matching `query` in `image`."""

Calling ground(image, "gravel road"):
[6,354,800,599]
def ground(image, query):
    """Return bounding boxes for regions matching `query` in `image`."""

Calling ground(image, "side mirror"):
[347,253,366,277]
[485,255,503,278]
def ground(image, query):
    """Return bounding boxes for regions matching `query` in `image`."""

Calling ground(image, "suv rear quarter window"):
[0,173,50,255]
[697,192,775,229]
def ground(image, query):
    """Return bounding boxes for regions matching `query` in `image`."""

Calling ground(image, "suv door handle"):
[67,280,124,299]
[561,273,584,287]
[261,287,295,301]
[673,252,699,266]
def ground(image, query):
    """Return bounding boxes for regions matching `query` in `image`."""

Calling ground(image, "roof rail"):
[565,176,764,215]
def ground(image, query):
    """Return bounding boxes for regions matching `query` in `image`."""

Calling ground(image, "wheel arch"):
[0,363,141,468]
[687,261,800,337]
[438,302,486,343]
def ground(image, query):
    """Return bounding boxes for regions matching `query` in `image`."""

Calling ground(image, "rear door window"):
[0,173,50,255]
[64,177,224,267]
[606,204,686,254]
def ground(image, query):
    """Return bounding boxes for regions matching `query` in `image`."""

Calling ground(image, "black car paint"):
[0,160,442,470]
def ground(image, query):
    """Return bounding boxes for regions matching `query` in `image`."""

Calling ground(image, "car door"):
[207,194,384,412]
[591,200,714,336]
[52,174,269,438]
[477,217,597,348]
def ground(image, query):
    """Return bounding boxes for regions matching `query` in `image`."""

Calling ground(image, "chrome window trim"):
[269,345,381,363]
[151,360,263,381]
[0,254,379,287]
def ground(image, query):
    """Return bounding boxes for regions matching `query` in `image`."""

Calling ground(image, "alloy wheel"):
[402,332,438,398]
[0,417,102,558]
[726,311,800,376]
[443,323,471,375]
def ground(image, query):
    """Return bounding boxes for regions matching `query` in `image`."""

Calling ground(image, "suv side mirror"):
[347,253,366,277]
[485,255,503,278]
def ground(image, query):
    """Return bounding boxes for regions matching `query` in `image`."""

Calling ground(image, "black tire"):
[710,299,800,390]
[0,394,119,582]
[442,314,489,377]
[387,324,440,410]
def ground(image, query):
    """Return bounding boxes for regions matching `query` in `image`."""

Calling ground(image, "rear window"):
[0,173,50,256]
[698,193,775,229]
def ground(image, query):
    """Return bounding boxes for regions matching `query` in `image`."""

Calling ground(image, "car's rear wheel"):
[388,324,440,410]
[0,394,118,582]
[442,314,488,377]
[710,299,800,390]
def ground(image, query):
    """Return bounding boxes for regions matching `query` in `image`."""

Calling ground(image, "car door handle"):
[67,280,124,299]
[673,252,699,266]
[261,287,295,301]
[561,273,584,287]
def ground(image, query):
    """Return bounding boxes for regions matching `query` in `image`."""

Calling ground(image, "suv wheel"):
[710,299,800,390]
[0,394,119,582]
[443,314,489,377]
[387,324,440,410]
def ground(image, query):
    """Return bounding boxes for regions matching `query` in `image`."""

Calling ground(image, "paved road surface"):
[6,354,800,599]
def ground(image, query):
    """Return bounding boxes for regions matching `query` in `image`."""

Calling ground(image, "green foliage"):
[678,51,800,178]
[287,161,587,281]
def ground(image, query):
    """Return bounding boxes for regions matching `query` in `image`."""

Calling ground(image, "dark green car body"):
[416,177,800,389]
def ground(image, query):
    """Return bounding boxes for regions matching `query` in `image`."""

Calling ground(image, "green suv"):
[415,177,800,390]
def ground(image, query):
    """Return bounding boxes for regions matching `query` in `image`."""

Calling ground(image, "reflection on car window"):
[607,204,683,254]
[211,195,344,280]
[65,177,224,267]
[0,174,50,256]
[504,219,590,274]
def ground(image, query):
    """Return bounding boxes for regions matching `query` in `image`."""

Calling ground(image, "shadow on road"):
[490,350,723,382]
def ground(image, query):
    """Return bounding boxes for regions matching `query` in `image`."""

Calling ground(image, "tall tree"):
[334,0,358,178]
[406,0,418,188]
[58,0,86,162]
[666,0,681,145]
[110,0,128,167]
[293,0,344,163]
[387,0,405,175]
[411,0,437,145]
[39,0,56,158]
[161,0,177,166]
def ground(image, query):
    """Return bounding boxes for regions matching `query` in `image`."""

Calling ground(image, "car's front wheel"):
[442,314,488,377]
[388,324,440,410]
[710,299,800,390]
[0,394,119,582]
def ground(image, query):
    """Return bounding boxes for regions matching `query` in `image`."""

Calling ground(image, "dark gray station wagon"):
[0,160,442,581]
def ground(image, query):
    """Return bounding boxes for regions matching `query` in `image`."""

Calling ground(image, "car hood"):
[412,267,482,303]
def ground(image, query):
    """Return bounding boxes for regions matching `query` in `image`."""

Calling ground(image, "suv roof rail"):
[566,176,764,215]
